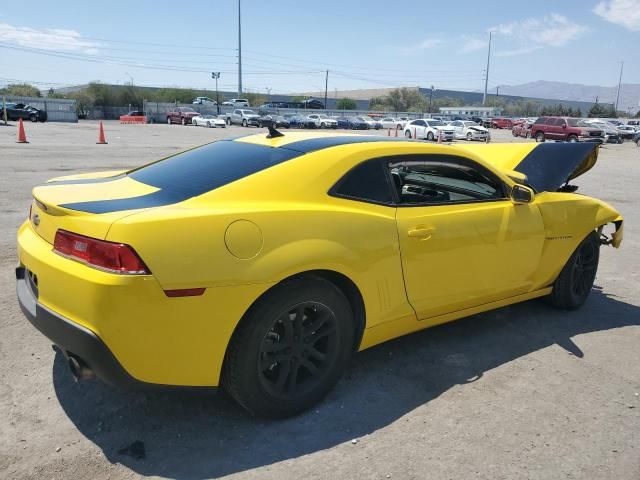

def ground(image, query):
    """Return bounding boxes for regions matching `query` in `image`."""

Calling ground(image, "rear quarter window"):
[128,141,298,197]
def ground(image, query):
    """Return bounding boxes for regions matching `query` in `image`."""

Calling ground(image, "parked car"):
[530,117,604,143]
[404,119,455,141]
[627,120,639,126]
[226,109,260,127]
[489,117,513,129]
[301,99,325,109]
[336,116,369,130]
[449,120,489,141]
[193,97,217,106]
[616,125,639,140]
[222,98,250,107]
[582,120,622,144]
[306,114,337,129]
[166,107,199,125]
[362,117,383,130]
[288,114,312,128]
[257,103,281,115]
[257,115,290,128]
[396,116,411,129]
[512,122,533,139]
[192,114,226,128]
[17,133,623,418]
[378,117,398,130]
[633,131,640,146]
[3,103,48,122]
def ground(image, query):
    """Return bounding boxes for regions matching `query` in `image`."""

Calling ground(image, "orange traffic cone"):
[96,121,107,144]
[394,128,398,137]
[16,118,28,143]
[387,128,391,136]
[437,129,443,143]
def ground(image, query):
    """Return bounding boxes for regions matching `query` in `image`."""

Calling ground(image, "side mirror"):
[511,184,534,204]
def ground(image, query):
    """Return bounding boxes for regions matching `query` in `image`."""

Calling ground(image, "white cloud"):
[594,0,640,31]
[0,23,99,54]
[459,36,488,54]
[491,13,588,55]
[400,37,444,55]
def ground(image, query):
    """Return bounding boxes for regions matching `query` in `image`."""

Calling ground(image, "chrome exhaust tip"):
[67,354,95,381]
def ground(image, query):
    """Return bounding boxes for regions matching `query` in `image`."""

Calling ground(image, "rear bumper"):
[16,266,154,389]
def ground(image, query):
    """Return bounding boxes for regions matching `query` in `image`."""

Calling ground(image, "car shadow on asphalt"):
[52,287,640,479]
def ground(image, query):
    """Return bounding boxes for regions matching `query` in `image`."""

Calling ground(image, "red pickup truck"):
[530,116,604,143]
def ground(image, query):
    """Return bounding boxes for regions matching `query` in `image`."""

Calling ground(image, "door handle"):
[407,227,435,239]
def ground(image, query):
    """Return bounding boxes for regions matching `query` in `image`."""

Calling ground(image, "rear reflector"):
[164,288,206,298]
[53,229,150,275]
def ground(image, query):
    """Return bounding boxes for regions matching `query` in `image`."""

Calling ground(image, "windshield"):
[463,121,478,127]
[318,114,328,118]
[241,110,256,115]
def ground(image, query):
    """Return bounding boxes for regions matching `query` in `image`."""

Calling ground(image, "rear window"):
[128,141,298,197]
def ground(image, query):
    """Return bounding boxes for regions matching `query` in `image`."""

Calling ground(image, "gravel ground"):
[1,120,639,480]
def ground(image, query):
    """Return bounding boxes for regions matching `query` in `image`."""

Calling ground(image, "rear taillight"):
[53,229,150,275]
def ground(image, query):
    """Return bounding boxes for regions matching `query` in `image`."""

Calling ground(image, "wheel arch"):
[226,269,367,358]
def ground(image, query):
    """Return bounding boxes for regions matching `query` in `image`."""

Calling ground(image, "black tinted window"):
[333,160,393,205]
[129,141,298,195]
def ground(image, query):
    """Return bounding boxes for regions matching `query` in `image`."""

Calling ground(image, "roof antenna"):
[266,121,284,139]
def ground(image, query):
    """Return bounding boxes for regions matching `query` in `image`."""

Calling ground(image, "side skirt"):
[359,287,553,351]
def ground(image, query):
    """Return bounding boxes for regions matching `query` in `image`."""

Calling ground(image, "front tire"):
[567,134,578,143]
[535,132,545,143]
[167,117,172,125]
[467,132,473,141]
[222,277,354,418]
[182,117,187,126]
[427,131,435,141]
[549,231,600,310]
[242,119,248,127]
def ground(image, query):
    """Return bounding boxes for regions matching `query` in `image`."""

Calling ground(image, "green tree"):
[0,83,41,97]
[336,97,357,110]
[243,92,266,107]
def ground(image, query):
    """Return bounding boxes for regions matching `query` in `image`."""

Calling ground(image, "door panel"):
[396,200,545,320]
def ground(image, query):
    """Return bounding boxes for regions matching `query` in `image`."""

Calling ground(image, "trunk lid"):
[454,142,599,192]
[30,171,157,244]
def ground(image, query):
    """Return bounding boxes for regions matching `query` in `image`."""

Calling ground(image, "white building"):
[439,106,502,117]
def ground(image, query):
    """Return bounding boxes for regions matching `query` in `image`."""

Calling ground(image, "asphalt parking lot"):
[1,120,639,480]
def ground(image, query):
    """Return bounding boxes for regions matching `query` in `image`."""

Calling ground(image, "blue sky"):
[0,0,638,95]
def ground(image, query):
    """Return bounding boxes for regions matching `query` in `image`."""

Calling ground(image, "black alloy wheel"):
[549,231,600,310]
[258,302,338,399]
[223,277,354,418]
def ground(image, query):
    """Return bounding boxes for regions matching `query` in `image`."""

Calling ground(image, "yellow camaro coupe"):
[16,130,623,417]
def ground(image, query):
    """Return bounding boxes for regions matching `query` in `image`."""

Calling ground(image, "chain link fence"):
[3,95,77,122]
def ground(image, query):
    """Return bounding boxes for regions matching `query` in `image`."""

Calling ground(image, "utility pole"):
[483,31,493,106]
[496,86,499,96]
[429,85,435,113]
[211,72,220,114]
[324,70,329,110]
[615,61,624,113]
[266,87,272,102]
[237,0,243,96]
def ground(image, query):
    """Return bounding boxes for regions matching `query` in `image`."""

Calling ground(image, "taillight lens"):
[53,230,150,275]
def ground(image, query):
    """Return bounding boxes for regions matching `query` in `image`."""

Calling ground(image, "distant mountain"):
[498,81,640,113]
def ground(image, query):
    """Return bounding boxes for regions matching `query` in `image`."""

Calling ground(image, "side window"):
[234,109,240,115]
[553,118,565,126]
[387,155,506,205]
[415,120,426,126]
[534,117,544,125]
[331,160,393,205]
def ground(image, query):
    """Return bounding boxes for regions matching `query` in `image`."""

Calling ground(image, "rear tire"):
[549,231,600,310]
[405,130,412,138]
[222,277,354,418]
[427,131,434,141]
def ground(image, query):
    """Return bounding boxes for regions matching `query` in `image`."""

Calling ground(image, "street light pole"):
[212,72,221,114]
[324,70,329,109]
[237,0,243,96]
[615,61,624,113]
[482,31,493,106]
